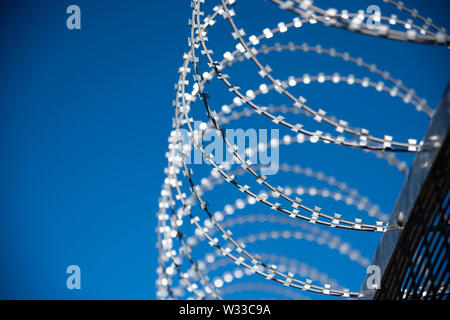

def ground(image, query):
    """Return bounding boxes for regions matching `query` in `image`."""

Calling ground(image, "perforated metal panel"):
[374,134,449,300]
[359,85,450,300]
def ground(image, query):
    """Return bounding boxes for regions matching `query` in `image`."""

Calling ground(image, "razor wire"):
[156,0,448,300]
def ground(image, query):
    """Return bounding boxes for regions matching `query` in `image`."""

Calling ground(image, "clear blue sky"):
[0,0,448,299]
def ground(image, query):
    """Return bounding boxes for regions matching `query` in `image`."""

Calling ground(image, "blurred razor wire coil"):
[156,0,449,299]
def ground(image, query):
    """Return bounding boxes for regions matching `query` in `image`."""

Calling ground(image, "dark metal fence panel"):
[375,133,449,300]
[360,85,450,300]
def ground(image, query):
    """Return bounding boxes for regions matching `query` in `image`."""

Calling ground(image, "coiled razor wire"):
[156,0,449,299]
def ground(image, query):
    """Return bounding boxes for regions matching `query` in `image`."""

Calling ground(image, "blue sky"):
[0,0,448,299]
